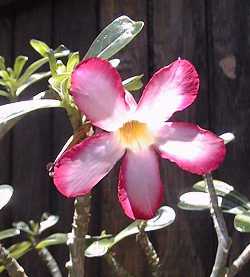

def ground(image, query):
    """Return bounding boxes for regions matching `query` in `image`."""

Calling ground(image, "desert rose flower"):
[53,58,226,220]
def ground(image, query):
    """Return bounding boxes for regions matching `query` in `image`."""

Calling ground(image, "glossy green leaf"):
[0,185,13,209]
[234,212,250,232]
[36,233,67,249]
[0,90,8,97]
[0,57,5,70]
[13,56,28,78]
[39,215,59,234]
[0,70,9,80]
[178,191,246,214]
[84,15,144,59]
[0,99,61,139]
[16,72,51,96]
[85,206,175,257]
[193,179,250,209]
[0,228,20,240]
[67,52,79,72]
[123,74,143,92]
[30,39,50,57]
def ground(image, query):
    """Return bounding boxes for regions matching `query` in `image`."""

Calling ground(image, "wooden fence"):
[0,0,250,276]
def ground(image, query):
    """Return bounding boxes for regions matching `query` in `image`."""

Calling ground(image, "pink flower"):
[53,58,226,220]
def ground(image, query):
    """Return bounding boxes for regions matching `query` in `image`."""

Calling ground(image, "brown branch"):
[104,252,134,277]
[37,247,62,277]
[67,195,91,277]
[227,244,250,277]
[137,221,160,277]
[204,173,232,277]
[0,243,28,277]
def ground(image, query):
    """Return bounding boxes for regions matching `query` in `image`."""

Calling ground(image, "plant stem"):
[0,243,28,277]
[137,221,160,277]
[204,173,232,277]
[104,252,134,277]
[37,248,62,277]
[226,244,250,277]
[67,195,91,277]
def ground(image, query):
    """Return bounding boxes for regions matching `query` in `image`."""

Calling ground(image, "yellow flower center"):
[116,120,154,151]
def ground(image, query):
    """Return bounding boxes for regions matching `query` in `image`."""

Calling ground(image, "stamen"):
[116,120,154,151]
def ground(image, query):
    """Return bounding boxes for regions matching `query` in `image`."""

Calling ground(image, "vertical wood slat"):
[152,1,215,276]
[208,1,250,276]
[98,1,149,276]
[11,1,53,276]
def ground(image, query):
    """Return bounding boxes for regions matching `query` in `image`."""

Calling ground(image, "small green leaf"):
[0,99,61,139]
[0,57,5,70]
[0,185,13,209]
[47,51,57,76]
[85,206,175,257]
[0,70,9,80]
[84,15,144,59]
[0,90,9,98]
[0,228,20,240]
[193,180,250,209]
[234,212,250,232]
[16,72,51,96]
[39,215,59,234]
[67,52,79,72]
[13,56,28,79]
[123,74,143,92]
[36,233,67,249]
[54,44,70,56]
[30,39,50,57]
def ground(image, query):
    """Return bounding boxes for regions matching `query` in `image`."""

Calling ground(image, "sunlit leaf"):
[0,228,20,240]
[0,185,13,209]
[0,70,9,80]
[13,56,28,79]
[85,206,175,257]
[16,72,51,96]
[35,233,67,249]
[0,90,9,98]
[30,39,50,57]
[193,180,250,209]
[0,57,5,70]
[39,215,59,234]
[67,52,79,72]
[234,212,250,232]
[123,74,143,92]
[84,15,144,59]
[0,99,61,139]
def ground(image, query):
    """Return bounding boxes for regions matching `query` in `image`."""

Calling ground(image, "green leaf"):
[84,15,144,59]
[0,70,9,80]
[178,191,246,214]
[13,221,32,234]
[16,72,51,96]
[0,57,5,70]
[54,44,70,56]
[39,215,59,234]
[85,206,175,257]
[30,39,50,57]
[0,90,9,98]
[234,212,250,232]
[193,180,250,209]
[36,233,67,249]
[13,56,28,79]
[0,185,13,209]
[123,74,143,92]
[0,228,20,240]
[0,99,61,139]
[67,52,79,72]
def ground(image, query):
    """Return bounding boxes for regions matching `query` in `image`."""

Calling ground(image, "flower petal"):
[71,58,129,131]
[54,132,125,197]
[118,148,164,219]
[155,122,226,175]
[135,59,199,125]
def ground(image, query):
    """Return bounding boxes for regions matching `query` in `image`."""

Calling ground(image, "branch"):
[227,244,250,277]
[37,247,62,277]
[204,173,232,277]
[66,195,91,277]
[137,221,161,277]
[104,252,134,277]
[0,243,28,277]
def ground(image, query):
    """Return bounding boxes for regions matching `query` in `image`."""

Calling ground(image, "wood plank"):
[52,0,98,275]
[208,1,250,276]
[11,1,53,276]
[98,1,149,276]
[152,1,215,276]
